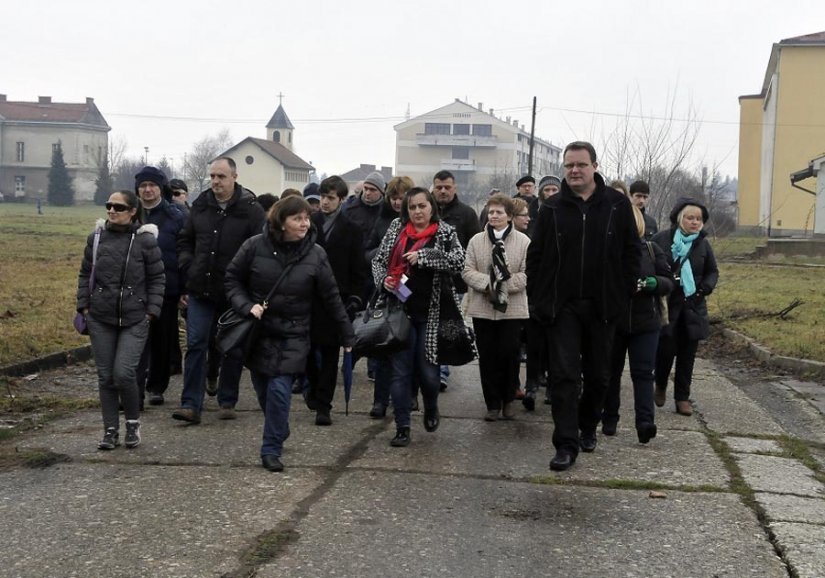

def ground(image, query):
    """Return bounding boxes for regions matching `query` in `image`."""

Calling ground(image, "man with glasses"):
[169,178,190,213]
[173,157,266,424]
[527,141,641,471]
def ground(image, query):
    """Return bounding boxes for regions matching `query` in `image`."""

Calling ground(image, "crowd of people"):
[75,140,719,473]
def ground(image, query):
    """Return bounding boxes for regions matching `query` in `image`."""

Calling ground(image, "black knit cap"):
[134,166,168,192]
[629,180,650,195]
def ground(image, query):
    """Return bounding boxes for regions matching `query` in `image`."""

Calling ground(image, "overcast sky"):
[3,0,823,183]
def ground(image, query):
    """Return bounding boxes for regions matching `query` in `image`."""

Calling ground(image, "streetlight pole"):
[144,146,149,165]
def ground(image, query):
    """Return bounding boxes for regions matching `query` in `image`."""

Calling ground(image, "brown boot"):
[675,400,693,416]
[654,386,667,408]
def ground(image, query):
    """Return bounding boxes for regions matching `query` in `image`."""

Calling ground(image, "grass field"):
[1,205,823,365]
[0,203,102,366]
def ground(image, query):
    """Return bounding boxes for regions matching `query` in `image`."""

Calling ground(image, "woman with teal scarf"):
[651,198,719,416]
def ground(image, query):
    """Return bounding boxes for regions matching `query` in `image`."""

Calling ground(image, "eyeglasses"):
[105,202,131,212]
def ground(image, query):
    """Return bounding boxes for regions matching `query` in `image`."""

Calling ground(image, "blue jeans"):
[603,329,659,429]
[180,295,244,412]
[389,321,439,429]
[250,372,294,458]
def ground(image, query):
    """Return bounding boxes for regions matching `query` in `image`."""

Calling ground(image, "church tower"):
[266,96,295,151]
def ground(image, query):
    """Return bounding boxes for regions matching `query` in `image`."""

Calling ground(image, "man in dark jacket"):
[134,166,186,407]
[341,171,386,252]
[173,157,266,424]
[306,176,367,425]
[432,170,480,390]
[526,141,642,471]
[629,180,658,240]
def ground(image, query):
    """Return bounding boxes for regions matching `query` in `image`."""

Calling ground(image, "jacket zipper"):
[579,211,586,299]
[601,207,616,321]
[118,234,135,327]
[551,210,561,318]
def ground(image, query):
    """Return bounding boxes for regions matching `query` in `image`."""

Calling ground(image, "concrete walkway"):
[3,356,825,577]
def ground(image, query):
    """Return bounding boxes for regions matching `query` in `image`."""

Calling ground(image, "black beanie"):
[135,166,168,192]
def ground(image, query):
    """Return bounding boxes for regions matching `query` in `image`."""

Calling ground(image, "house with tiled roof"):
[738,31,825,235]
[218,103,314,196]
[0,95,110,201]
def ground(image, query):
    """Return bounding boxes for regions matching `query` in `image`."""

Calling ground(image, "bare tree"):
[182,129,233,195]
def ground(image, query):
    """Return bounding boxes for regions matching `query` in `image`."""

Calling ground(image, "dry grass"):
[0,203,102,366]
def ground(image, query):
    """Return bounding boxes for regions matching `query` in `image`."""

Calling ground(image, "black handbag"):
[436,280,477,366]
[216,263,295,358]
[352,292,411,358]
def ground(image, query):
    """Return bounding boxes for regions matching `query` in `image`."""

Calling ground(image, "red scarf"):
[388,222,438,279]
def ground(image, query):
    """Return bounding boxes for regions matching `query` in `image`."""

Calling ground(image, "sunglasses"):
[105,202,131,212]
[171,190,186,197]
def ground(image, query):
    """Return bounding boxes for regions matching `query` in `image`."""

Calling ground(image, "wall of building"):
[737,97,764,229]
[233,142,285,195]
[770,46,825,235]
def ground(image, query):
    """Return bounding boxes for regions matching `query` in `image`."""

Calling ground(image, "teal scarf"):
[672,229,699,297]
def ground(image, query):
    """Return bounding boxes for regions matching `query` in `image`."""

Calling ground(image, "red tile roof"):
[0,99,109,128]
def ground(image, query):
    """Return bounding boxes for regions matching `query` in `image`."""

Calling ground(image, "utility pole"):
[528,96,537,176]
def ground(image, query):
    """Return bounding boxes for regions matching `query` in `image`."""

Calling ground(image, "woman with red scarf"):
[372,187,466,447]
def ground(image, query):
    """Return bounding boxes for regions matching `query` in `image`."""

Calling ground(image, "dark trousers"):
[306,344,339,412]
[603,329,659,429]
[473,318,522,410]
[525,317,549,394]
[546,300,616,456]
[655,312,699,402]
[137,296,179,397]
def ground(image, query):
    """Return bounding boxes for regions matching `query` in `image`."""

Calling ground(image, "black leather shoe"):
[369,403,386,419]
[601,421,617,436]
[390,428,410,447]
[315,410,332,426]
[261,455,284,472]
[637,423,657,444]
[522,392,536,412]
[580,431,598,453]
[549,451,576,471]
[424,408,440,432]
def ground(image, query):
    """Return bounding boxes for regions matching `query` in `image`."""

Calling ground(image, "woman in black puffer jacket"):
[651,197,719,416]
[76,190,165,451]
[224,196,354,473]
[600,206,674,443]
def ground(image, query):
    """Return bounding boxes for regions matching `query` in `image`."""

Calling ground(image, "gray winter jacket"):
[76,219,165,326]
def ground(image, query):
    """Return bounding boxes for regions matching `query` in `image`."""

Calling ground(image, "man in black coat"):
[526,141,642,471]
[629,180,658,240]
[306,176,367,425]
[432,170,480,390]
[173,157,266,424]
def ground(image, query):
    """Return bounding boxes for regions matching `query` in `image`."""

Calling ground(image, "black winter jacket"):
[365,200,401,263]
[618,241,674,334]
[642,209,658,241]
[177,184,266,303]
[310,210,368,344]
[437,194,480,293]
[224,226,355,377]
[651,226,718,340]
[526,173,642,324]
[143,199,186,297]
[341,194,384,251]
[77,219,165,326]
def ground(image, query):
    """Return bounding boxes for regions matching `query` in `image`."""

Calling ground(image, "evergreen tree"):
[94,152,113,206]
[47,142,75,206]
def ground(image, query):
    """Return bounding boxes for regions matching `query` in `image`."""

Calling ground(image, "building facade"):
[737,32,825,236]
[394,99,561,195]
[0,95,109,202]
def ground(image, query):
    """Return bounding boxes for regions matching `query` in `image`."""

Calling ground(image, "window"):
[14,176,25,195]
[53,143,61,154]
[452,146,470,160]
[472,124,492,136]
[245,155,254,165]
[452,123,470,135]
[424,123,450,135]
[288,133,292,144]
[16,142,24,162]
[274,130,281,143]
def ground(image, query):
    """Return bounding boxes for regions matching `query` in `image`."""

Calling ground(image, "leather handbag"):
[74,229,102,335]
[216,263,295,358]
[352,292,411,358]
[436,280,477,366]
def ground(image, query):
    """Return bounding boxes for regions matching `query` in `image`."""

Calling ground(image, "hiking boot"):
[172,407,201,424]
[98,427,120,450]
[315,410,332,426]
[390,427,411,447]
[675,400,693,416]
[217,406,237,420]
[206,378,218,397]
[124,420,141,448]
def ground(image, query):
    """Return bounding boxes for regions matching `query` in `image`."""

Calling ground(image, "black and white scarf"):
[487,223,512,312]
